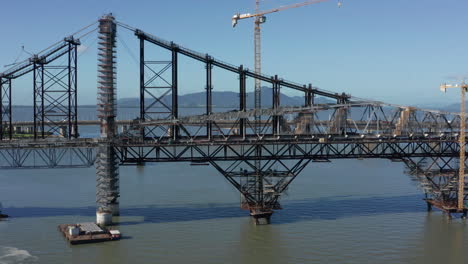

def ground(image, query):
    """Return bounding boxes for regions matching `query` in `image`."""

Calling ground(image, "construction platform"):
[58,222,120,245]
[425,199,468,218]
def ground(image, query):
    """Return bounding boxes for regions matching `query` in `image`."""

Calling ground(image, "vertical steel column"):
[304,83,313,134]
[33,63,37,139]
[96,14,119,225]
[0,77,3,140]
[0,77,7,140]
[239,65,246,138]
[139,36,145,122]
[33,58,45,139]
[138,36,145,138]
[206,55,213,139]
[32,61,41,139]
[8,80,11,139]
[308,83,314,106]
[68,43,72,139]
[67,40,79,139]
[40,65,45,138]
[272,75,280,135]
[73,40,78,138]
[171,44,178,140]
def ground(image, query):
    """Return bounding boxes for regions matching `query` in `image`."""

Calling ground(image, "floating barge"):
[58,222,121,245]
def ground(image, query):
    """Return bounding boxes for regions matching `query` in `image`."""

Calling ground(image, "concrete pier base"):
[250,210,273,225]
[96,210,112,226]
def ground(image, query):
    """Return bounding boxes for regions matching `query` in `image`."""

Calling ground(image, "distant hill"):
[440,102,467,112]
[118,87,333,108]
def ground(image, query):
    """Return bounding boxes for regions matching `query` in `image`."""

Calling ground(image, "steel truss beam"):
[0,147,95,168]
[114,139,460,163]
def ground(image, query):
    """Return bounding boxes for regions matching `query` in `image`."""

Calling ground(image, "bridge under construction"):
[0,14,466,225]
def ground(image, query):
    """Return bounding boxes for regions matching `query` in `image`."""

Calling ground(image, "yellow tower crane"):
[232,0,343,113]
[440,82,468,213]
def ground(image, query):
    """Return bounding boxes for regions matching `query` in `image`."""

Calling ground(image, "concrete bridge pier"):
[250,209,273,225]
[96,144,120,225]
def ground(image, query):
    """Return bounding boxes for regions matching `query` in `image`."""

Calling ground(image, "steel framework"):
[2,17,468,223]
[0,78,12,139]
[0,37,80,140]
[32,38,79,139]
[136,30,178,139]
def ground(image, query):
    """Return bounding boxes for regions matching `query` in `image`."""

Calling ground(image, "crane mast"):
[254,0,262,115]
[459,83,466,212]
[440,82,468,213]
[254,0,263,209]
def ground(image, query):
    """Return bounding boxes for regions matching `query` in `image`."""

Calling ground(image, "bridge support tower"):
[96,14,119,226]
[210,146,311,224]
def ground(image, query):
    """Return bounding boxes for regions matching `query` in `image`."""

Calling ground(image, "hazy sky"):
[1,0,468,106]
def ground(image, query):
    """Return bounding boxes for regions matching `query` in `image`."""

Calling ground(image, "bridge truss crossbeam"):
[0,147,94,169]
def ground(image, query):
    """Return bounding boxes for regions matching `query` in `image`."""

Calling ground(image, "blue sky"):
[1,0,468,106]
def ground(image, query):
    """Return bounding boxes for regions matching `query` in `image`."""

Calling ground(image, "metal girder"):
[0,147,94,168]
[113,140,460,163]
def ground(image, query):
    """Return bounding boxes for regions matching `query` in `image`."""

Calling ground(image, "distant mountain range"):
[437,102,468,112]
[117,87,333,108]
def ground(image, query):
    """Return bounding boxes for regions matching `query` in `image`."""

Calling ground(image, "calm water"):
[1,159,468,264]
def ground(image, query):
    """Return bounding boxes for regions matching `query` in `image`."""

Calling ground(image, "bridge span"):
[0,14,466,225]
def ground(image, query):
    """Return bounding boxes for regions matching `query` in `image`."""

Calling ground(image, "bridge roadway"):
[0,135,459,161]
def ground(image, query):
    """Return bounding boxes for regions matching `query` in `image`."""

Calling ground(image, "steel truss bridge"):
[0,14,466,224]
